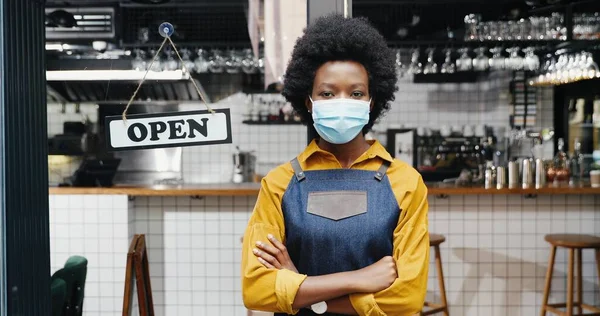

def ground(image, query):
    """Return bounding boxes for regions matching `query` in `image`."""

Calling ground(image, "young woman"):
[241,14,429,316]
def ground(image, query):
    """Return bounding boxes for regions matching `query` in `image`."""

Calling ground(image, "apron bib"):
[275,157,400,316]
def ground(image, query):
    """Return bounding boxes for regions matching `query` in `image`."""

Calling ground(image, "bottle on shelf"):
[551,137,570,185]
[570,138,584,185]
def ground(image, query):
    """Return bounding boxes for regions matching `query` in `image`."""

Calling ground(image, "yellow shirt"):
[241,139,429,315]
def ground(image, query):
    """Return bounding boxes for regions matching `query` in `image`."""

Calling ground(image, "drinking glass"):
[408,48,423,74]
[441,48,455,74]
[488,46,504,70]
[148,49,163,72]
[207,49,225,73]
[523,47,540,71]
[131,49,148,71]
[179,49,195,74]
[224,50,242,74]
[456,48,472,71]
[505,47,523,70]
[241,49,258,74]
[423,48,438,74]
[194,48,209,73]
[472,47,489,71]
[163,49,179,71]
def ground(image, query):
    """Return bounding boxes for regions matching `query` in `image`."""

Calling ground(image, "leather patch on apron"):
[307,190,367,220]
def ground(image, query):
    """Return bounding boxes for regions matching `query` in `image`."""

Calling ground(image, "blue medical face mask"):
[310,97,371,144]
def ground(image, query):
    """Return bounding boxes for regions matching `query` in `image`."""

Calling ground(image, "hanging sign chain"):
[122,22,214,122]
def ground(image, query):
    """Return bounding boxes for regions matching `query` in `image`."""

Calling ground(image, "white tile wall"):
[49,194,130,316]
[55,194,594,316]
[130,195,253,316]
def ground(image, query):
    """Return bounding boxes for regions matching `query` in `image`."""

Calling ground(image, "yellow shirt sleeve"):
[349,163,430,315]
[241,165,308,314]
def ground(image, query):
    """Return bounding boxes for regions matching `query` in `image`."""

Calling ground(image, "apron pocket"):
[307,190,367,220]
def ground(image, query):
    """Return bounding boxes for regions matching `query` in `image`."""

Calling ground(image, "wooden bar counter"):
[49,182,600,196]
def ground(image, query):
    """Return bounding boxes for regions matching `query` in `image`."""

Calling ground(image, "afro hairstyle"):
[281,14,398,133]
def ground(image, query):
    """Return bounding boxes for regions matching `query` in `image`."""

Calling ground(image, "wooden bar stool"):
[540,234,600,316]
[421,233,449,316]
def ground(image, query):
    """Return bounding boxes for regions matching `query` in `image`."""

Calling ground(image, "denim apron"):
[275,157,400,316]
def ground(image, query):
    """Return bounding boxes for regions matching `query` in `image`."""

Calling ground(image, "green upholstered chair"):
[51,278,67,316]
[50,255,88,316]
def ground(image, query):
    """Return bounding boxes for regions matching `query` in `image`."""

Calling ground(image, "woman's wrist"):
[342,270,363,293]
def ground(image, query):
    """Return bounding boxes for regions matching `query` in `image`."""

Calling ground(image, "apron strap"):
[374,160,391,181]
[290,157,306,182]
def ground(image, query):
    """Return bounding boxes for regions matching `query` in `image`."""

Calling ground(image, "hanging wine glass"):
[225,50,242,74]
[523,47,540,71]
[163,48,179,71]
[472,47,489,71]
[583,51,599,79]
[441,48,456,74]
[148,49,163,72]
[194,49,209,73]
[131,49,148,71]
[456,48,472,71]
[487,47,504,71]
[257,56,265,74]
[179,49,195,74]
[208,49,225,73]
[395,49,407,77]
[423,48,438,74]
[505,47,523,70]
[407,48,423,74]
[241,49,257,74]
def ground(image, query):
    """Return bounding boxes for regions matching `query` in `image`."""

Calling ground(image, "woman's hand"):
[253,234,298,273]
[351,256,397,293]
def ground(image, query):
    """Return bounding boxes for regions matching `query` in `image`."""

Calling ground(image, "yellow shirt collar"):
[297,139,394,164]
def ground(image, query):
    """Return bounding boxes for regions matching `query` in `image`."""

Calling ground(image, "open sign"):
[105,109,232,151]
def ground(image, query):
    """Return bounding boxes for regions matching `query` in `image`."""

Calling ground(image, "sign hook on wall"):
[106,22,233,152]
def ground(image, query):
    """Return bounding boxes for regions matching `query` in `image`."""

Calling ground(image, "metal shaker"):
[522,158,534,189]
[508,161,519,189]
[496,166,506,189]
[535,158,546,189]
[485,168,494,189]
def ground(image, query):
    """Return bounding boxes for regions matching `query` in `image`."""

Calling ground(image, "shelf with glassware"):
[241,93,304,125]
[389,10,600,83]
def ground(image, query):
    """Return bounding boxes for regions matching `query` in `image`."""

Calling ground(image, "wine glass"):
[441,48,456,74]
[194,49,209,73]
[408,48,423,74]
[505,47,523,70]
[163,49,179,71]
[456,48,472,71]
[131,49,148,71]
[224,50,242,74]
[179,49,195,74]
[241,49,257,74]
[523,47,540,71]
[207,49,225,73]
[472,47,489,71]
[488,47,504,71]
[148,49,163,72]
[395,49,407,77]
[423,48,438,74]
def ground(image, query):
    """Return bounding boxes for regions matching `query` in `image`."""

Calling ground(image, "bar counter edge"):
[48,183,600,196]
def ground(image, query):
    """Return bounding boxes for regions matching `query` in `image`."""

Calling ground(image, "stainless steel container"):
[508,161,519,189]
[485,168,494,189]
[535,158,546,189]
[232,150,257,183]
[522,158,534,189]
[496,166,506,189]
